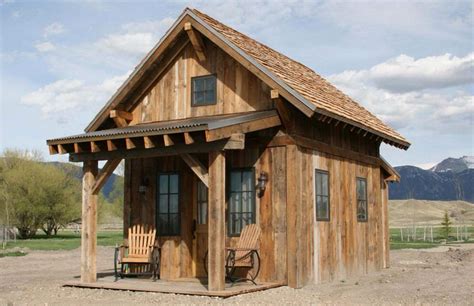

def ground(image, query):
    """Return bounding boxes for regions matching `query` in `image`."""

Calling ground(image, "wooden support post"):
[81,160,98,283]
[207,150,226,291]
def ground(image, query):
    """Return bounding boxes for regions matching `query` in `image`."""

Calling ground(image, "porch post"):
[208,150,226,291]
[81,160,98,283]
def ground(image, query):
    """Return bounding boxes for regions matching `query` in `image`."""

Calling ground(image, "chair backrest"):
[236,224,261,250]
[128,224,156,257]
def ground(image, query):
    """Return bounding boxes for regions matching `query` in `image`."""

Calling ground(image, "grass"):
[0,250,28,258]
[389,226,473,250]
[3,230,123,251]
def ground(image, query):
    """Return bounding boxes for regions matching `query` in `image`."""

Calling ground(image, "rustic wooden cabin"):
[46,8,409,295]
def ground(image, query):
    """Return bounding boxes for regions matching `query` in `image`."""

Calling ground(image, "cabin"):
[46,8,409,295]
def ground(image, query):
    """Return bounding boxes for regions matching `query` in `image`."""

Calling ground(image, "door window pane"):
[156,173,180,236]
[228,169,256,236]
[356,177,368,222]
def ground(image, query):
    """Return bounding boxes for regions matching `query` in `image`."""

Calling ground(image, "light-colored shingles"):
[192,9,409,148]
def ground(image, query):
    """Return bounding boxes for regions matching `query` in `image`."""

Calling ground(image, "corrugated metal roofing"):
[47,110,278,145]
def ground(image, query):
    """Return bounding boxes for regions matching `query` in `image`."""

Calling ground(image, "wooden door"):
[193,180,209,277]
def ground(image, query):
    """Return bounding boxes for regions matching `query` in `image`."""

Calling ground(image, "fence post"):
[400,228,403,241]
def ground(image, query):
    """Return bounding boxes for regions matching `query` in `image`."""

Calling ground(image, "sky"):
[0,0,473,168]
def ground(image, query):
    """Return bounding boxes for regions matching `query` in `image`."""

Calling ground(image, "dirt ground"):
[1,244,473,305]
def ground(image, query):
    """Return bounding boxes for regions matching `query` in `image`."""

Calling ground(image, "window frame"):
[315,169,330,221]
[356,177,368,222]
[197,180,208,225]
[156,172,181,236]
[191,74,217,107]
[227,167,256,237]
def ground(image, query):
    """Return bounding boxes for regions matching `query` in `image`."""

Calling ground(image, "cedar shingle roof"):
[192,9,409,149]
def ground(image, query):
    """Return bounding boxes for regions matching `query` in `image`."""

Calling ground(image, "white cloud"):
[35,41,56,52]
[328,53,474,93]
[20,73,129,120]
[327,53,474,133]
[95,32,155,56]
[43,22,65,38]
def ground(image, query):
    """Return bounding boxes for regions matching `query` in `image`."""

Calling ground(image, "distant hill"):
[389,156,474,203]
[389,199,474,226]
[46,161,121,200]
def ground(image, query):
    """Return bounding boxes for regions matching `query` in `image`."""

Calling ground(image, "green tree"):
[0,149,81,238]
[440,210,452,241]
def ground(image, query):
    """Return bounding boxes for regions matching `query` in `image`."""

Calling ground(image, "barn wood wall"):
[124,145,288,283]
[308,149,384,284]
[131,38,274,124]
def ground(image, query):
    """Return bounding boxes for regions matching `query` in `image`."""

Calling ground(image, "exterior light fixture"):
[257,171,268,197]
[138,178,149,194]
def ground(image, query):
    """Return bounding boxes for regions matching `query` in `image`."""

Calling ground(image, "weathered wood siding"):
[131,39,274,124]
[308,150,385,284]
[124,144,288,283]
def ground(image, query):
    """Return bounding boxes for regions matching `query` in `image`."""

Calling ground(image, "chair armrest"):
[226,247,258,251]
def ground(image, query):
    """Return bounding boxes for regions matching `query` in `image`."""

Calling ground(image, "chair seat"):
[121,256,152,264]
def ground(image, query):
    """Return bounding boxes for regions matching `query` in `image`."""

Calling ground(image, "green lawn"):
[0,250,28,258]
[389,226,473,250]
[3,230,123,251]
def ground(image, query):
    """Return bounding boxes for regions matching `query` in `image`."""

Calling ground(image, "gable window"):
[156,173,180,236]
[356,177,368,222]
[228,168,256,236]
[191,74,217,106]
[197,180,208,224]
[315,170,330,221]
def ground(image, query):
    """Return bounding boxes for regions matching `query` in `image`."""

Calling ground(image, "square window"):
[191,75,217,106]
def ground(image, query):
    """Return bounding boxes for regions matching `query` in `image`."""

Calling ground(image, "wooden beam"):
[74,143,84,154]
[273,96,295,133]
[163,134,174,147]
[110,110,133,122]
[208,150,226,291]
[125,138,137,150]
[69,138,245,162]
[183,132,195,145]
[58,144,68,154]
[180,153,209,187]
[49,145,58,155]
[92,159,121,195]
[205,115,281,142]
[184,22,206,62]
[270,89,279,99]
[81,160,98,283]
[90,141,101,153]
[107,140,118,151]
[143,136,156,149]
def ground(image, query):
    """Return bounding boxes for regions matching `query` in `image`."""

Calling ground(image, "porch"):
[47,110,285,294]
[64,273,283,298]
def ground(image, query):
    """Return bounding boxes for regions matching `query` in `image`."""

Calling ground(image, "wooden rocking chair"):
[114,225,160,280]
[204,224,261,285]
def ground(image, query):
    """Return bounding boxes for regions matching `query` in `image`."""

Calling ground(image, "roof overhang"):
[47,110,281,162]
[380,156,401,182]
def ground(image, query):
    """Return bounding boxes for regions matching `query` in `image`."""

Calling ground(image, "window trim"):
[227,167,256,237]
[191,74,217,107]
[356,177,368,222]
[156,172,181,236]
[315,169,330,221]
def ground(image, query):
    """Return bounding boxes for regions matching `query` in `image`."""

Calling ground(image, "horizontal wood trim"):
[205,115,281,142]
[69,138,245,162]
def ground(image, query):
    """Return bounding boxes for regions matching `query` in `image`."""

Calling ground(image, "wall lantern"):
[257,171,268,197]
[138,178,149,194]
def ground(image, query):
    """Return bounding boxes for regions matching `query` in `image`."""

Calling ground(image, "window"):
[197,180,208,224]
[191,74,217,106]
[228,168,256,236]
[156,173,180,236]
[315,170,330,221]
[356,177,368,222]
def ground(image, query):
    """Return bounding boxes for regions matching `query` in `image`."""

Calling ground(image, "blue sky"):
[1,0,473,168]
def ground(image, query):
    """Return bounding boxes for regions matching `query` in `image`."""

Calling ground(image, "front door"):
[193,180,209,277]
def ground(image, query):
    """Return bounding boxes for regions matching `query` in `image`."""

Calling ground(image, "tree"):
[0,149,81,238]
[440,210,452,241]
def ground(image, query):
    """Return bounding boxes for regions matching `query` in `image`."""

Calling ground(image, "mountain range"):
[389,156,474,203]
